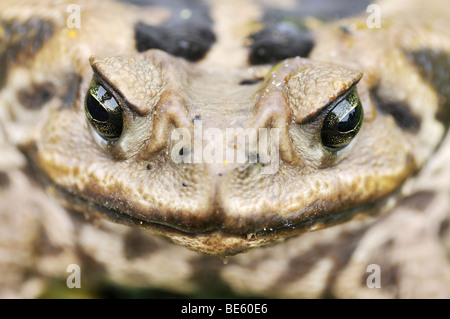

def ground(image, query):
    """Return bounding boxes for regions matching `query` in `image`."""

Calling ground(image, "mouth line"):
[54,183,220,235]
[43,175,399,257]
[54,180,381,238]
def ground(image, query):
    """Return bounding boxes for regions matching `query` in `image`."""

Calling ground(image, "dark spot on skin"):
[17,82,54,110]
[130,0,216,61]
[17,73,80,111]
[0,18,54,89]
[438,219,449,239]
[249,19,314,65]
[371,87,421,133]
[272,243,329,290]
[134,22,215,61]
[372,261,399,290]
[189,255,237,296]
[146,164,152,170]
[406,49,450,130]
[398,191,436,211]
[20,156,44,186]
[248,0,373,65]
[382,238,395,250]
[239,78,263,85]
[193,115,201,121]
[360,239,399,292]
[270,227,368,297]
[0,171,10,189]
[339,25,353,35]
[123,229,161,260]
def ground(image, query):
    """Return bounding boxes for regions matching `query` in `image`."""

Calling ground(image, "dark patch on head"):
[339,25,353,35]
[131,0,216,61]
[248,14,314,65]
[0,18,54,89]
[398,190,436,211]
[134,23,215,61]
[367,260,399,291]
[248,28,314,65]
[17,82,54,110]
[248,0,373,65]
[371,87,421,133]
[0,171,10,189]
[406,49,450,129]
[123,229,161,260]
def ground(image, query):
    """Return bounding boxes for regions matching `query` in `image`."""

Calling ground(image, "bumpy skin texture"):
[0,0,449,298]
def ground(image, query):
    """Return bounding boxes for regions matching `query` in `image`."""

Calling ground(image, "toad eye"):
[85,81,123,140]
[321,88,363,150]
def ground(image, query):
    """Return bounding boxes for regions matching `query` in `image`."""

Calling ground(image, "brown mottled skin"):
[0,0,450,298]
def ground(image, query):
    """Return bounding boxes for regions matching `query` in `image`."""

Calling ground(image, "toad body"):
[1,0,450,298]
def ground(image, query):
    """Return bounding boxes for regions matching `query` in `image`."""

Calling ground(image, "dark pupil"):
[336,103,362,132]
[86,92,109,122]
[321,89,363,150]
[85,82,123,140]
